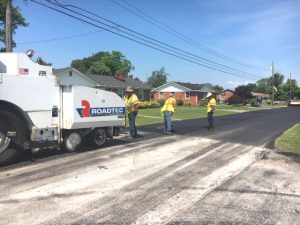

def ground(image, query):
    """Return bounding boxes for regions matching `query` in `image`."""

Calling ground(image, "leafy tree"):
[35,57,52,66]
[235,85,253,100]
[147,67,168,88]
[0,0,28,50]
[255,78,271,93]
[71,51,134,76]
[246,83,257,92]
[271,73,284,89]
[213,84,223,93]
[283,79,299,99]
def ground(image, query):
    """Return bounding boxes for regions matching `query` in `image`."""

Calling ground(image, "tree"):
[255,78,271,93]
[246,83,257,92]
[147,67,168,88]
[35,57,52,66]
[235,85,253,100]
[71,51,134,76]
[213,84,223,93]
[0,0,28,50]
[283,78,299,99]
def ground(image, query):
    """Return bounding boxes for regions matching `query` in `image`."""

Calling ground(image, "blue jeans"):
[207,112,214,129]
[128,112,138,137]
[164,111,172,133]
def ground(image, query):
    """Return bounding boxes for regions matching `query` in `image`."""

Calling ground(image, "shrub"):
[157,99,165,106]
[250,98,259,107]
[200,99,209,106]
[184,102,193,106]
[177,99,183,106]
[150,101,160,108]
[228,95,243,105]
[139,101,161,109]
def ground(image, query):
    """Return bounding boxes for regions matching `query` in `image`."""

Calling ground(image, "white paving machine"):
[0,53,126,165]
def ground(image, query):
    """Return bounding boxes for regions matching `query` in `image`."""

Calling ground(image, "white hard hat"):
[206,92,213,98]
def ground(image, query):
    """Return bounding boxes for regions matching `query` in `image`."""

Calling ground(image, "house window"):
[116,89,123,98]
[138,90,144,100]
[159,92,164,99]
[185,92,190,100]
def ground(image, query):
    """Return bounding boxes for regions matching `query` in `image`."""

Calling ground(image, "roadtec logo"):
[76,100,125,118]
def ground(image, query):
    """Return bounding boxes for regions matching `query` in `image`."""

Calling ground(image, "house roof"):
[86,74,151,90]
[251,92,270,97]
[153,81,215,92]
[53,67,98,85]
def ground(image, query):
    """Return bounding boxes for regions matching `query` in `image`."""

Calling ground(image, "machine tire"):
[0,115,26,165]
[63,132,82,152]
[92,128,107,147]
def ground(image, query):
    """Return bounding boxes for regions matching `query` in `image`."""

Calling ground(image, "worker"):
[161,93,177,135]
[124,86,140,139]
[206,92,216,131]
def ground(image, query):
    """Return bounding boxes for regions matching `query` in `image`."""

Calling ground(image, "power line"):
[17,30,105,45]
[28,0,259,81]
[111,0,255,68]
[54,0,260,79]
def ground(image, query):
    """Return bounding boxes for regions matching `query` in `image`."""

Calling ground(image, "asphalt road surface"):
[0,107,300,225]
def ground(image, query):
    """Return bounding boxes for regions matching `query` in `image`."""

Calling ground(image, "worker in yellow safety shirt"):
[206,92,216,131]
[161,93,177,135]
[124,86,140,138]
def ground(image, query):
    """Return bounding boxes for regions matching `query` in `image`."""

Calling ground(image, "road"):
[0,107,300,225]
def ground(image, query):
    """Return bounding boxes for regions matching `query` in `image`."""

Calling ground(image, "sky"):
[6,0,300,89]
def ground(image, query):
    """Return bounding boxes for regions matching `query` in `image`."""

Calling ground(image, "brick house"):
[222,89,234,103]
[152,81,215,106]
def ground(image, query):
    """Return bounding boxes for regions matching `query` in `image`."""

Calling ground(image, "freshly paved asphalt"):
[0,107,299,225]
[144,106,300,148]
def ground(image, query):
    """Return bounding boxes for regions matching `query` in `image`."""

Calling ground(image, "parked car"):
[288,99,300,106]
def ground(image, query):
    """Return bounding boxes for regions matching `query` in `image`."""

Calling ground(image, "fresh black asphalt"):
[143,107,300,148]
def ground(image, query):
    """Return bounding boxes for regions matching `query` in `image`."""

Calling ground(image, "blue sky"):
[9,0,300,88]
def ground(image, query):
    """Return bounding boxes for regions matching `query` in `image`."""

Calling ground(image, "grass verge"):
[135,105,255,126]
[275,123,300,155]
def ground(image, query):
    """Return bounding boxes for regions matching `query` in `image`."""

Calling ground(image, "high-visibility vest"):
[161,97,176,113]
[207,98,216,112]
[124,94,140,112]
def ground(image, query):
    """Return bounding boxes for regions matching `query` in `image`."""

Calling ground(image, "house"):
[53,67,98,87]
[86,73,151,101]
[251,92,270,100]
[53,68,151,101]
[152,81,215,106]
[222,89,235,103]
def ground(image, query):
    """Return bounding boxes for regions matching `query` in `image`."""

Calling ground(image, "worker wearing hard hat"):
[161,93,177,135]
[124,86,140,138]
[206,92,216,131]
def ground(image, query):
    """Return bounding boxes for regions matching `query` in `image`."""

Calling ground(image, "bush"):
[150,101,160,108]
[184,102,192,106]
[177,99,183,106]
[200,99,209,106]
[157,99,165,107]
[250,98,260,107]
[139,101,161,109]
[228,95,243,105]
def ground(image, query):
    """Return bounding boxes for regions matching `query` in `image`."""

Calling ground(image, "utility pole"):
[5,0,13,52]
[271,61,274,106]
[289,73,292,100]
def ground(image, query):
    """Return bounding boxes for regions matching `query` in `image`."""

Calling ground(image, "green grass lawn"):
[134,105,255,126]
[275,123,300,154]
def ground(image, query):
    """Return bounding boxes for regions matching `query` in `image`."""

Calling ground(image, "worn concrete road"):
[0,107,300,225]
